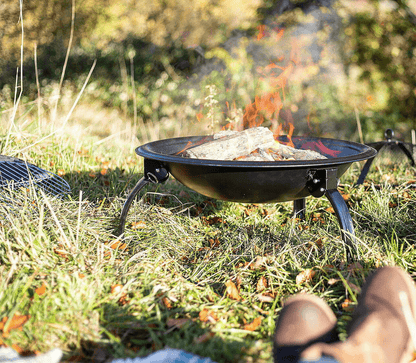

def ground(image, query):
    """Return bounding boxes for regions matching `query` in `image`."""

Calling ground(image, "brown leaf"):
[296,269,316,285]
[248,256,266,270]
[224,280,241,301]
[194,332,215,344]
[325,207,335,214]
[100,169,108,176]
[199,309,218,323]
[110,284,123,295]
[257,294,274,303]
[209,238,220,248]
[389,202,398,208]
[131,221,146,229]
[88,172,97,178]
[166,318,191,329]
[256,276,268,292]
[0,314,30,334]
[244,317,262,331]
[35,283,47,296]
[162,297,172,309]
[342,193,350,201]
[57,169,65,176]
[341,298,354,312]
[107,241,128,250]
[327,278,340,285]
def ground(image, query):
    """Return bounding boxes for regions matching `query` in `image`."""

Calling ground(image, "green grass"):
[0,94,415,363]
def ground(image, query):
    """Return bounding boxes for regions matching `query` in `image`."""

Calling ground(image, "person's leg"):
[301,266,416,363]
[273,294,339,363]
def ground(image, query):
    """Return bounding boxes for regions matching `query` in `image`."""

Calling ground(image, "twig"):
[53,0,76,120]
[354,106,364,144]
[34,42,42,130]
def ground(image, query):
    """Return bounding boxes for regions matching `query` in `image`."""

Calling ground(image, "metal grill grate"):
[0,156,71,198]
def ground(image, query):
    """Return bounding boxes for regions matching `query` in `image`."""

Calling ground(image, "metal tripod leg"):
[118,177,150,236]
[325,189,357,261]
[118,159,169,236]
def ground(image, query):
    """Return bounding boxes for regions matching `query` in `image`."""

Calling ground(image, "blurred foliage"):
[1,0,416,141]
[338,0,416,130]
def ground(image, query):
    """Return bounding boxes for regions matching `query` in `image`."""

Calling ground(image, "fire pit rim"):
[136,135,377,168]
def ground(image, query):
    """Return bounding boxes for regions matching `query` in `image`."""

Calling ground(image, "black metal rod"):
[118,177,150,236]
[356,156,376,185]
[325,189,357,261]
[293,198,306,220]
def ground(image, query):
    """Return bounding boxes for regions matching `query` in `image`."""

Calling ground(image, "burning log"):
[181,127,327,161]
[182,127,275,160]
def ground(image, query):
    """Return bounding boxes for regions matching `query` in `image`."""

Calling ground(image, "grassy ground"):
[0,94,415,363]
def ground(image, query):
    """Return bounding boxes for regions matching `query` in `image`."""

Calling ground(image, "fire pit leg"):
[293,198,306,220]
[118,159,169,236]
[118,177,151,236]
[325,189,357,261]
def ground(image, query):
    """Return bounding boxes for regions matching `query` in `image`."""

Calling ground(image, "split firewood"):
[182,127,275,160]
[181,127,327,161]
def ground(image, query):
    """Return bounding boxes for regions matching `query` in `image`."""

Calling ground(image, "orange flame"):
[240,25,300,145]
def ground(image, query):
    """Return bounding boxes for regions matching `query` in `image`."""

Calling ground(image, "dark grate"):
[0,156,71,198]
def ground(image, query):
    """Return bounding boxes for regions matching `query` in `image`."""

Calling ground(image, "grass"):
[0,67,415,362]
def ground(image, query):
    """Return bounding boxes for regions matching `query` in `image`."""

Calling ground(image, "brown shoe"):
[273,293,338,363]
[301,266,416,363]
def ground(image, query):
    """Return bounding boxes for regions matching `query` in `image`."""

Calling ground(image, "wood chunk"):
[269,141,327,160]
[180,127,328,161]
[182,127,275,160]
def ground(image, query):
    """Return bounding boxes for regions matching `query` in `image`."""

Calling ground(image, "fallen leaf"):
[257,294,274,303]
[162,297,172,309]
[0,314,30,335]
[199,309,218,323]
[88,172,96,178]
[389,202,398,208]
[325,207,335,214]
[57,169,65,176]
[131,221,146,229]
[107,241,128,250]
[248,256,266,270]
[328,278,340,285]
[110,284,123,295]
[166,318,191,329]
[209,238,220,248]
[296,269,316,285]
[224,280,241,301]
[341,298,354,312]
[342,194,350,201]
[35,283,47,296]
[244,317,262,331]
[100,169,107,176]
[194,332,215,344]
[256,276,268,292]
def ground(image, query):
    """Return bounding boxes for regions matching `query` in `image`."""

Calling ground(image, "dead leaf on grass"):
[199,309,218,323]
[0,314,30,336]
[225,280,241,301]
[256,276,268,292]
[35,283,47,296]
[244,317,262,331]
[296,269,316,285]
[341,298,354,312]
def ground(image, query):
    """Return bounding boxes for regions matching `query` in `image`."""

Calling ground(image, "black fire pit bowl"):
[119,135,376,260]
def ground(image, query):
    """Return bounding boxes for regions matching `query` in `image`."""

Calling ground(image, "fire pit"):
[118,134,376,260]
